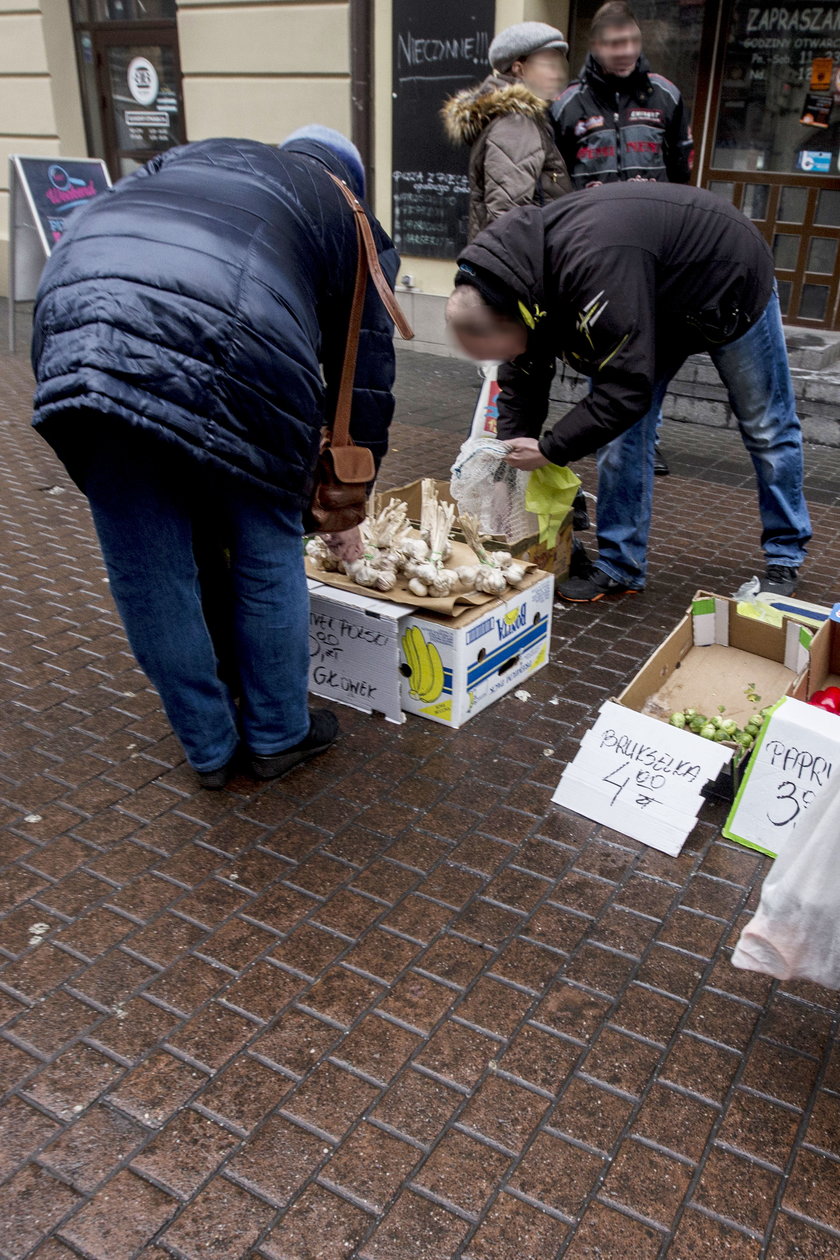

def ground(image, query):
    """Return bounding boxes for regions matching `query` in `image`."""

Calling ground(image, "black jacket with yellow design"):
[457,182,774,465]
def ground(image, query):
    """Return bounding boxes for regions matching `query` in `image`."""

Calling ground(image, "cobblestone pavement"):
[2,337,840,1260]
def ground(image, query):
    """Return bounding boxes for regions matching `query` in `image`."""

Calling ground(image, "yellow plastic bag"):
[526,464,581,545]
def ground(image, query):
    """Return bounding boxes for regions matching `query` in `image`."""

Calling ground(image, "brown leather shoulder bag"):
[307,175,414,534]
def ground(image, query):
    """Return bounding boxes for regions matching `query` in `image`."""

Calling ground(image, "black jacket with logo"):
[550,53,693,189]
[457,182,774,465]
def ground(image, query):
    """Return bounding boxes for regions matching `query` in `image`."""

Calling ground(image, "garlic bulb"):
[408,577,428,598]
[475,566,507,595]
[504,562,527,587]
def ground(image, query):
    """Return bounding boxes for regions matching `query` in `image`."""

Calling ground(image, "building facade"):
[4,0,840,335]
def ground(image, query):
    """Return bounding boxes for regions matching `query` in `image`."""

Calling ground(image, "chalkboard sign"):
[392,0,494,259]
[8,155,111,351]
[12,156,111,254]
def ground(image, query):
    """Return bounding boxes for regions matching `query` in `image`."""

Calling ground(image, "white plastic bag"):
[732,769,840,988]
[450,436,536,542]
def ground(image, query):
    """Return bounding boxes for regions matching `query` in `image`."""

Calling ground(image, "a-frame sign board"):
[8,155,111,352]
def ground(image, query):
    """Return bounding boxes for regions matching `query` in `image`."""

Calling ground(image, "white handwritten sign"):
[724,697,839,858]
[308,583,407,724]
[552,701,734,856]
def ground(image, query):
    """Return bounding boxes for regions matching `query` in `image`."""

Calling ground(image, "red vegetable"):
[809,689,840,714]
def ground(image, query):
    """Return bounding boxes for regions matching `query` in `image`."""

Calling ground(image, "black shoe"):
[249,710,340,781]
[758,565,799,597]
[197,750,240,791]
[653,445,670,476]
[557,567,642,603]
[572,489,591,532]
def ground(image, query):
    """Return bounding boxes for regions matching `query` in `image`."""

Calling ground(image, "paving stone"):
[159,1174,273,1257]
[412,1129,512,1216]
[260,1184,373,1259]
[693,1145,783,1233]
[0,1164,81,1258]
[321,1120,420,1211]
[357,1188,470,1259]
[58,1168,177,1259]
[38,1104,147,1190]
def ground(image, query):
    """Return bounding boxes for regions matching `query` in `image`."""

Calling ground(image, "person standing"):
[551,0,693,191]
[442,21,572,241]
[31,131,399,788]
[444,183,811,601]
[552,0,693,481]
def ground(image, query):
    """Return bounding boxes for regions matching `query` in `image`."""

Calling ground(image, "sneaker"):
[557,567,642,603]
[653,445,670,476]
[758,565,799,597]
[249,710,340,781]
[197,750,240,791]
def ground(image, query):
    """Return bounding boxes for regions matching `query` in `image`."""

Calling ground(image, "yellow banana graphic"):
[503,607,520,627]
[424,640,445,702]
[402,626,445,702]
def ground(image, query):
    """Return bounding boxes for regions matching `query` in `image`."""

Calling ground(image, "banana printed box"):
[400,571,554,728]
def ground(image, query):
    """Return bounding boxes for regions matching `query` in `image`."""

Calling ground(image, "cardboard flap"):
[326,445,376,484]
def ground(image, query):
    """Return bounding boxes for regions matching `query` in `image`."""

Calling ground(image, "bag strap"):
[328,173,414,449]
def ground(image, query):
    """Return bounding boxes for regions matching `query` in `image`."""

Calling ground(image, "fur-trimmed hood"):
[442,75,550,145]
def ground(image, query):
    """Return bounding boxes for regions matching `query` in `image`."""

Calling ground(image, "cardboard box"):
[617,593,815,802]
[379,479,573,582]
[308,581,407,724]
[788,613,840,701]
[722,614,840,855]
[399,570,554,728]
[309,571,554,730]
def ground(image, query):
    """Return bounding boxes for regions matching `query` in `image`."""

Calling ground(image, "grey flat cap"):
[489,21,568,73]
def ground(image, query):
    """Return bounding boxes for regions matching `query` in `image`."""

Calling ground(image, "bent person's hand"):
[322,526,364,562]
[503,438,549,471]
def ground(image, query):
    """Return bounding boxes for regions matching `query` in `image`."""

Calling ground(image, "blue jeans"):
[595,292,812,588]
[82,427,311,772]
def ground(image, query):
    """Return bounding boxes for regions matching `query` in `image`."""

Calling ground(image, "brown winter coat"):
[442,74,572,241]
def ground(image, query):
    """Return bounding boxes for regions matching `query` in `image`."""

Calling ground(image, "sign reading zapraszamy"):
[392,0,494,259]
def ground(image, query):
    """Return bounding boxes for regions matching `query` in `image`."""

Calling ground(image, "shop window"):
[709,180,736,204]
[712,5,840,176]
[799,283,830,320]
[72,0,175,19]
[777,279,793,313]
[807,237,838,272]
[773,234,800,269]
[778,186,808,223]
[815,188,840,225]
[742,183,769,219]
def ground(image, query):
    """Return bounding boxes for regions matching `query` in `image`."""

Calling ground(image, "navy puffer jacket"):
[31,138,399,508]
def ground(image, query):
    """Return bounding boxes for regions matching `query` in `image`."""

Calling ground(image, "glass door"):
[701,0,840,328]
[94,28,185,178]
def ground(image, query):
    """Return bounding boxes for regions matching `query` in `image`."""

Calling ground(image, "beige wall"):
[0,0,86,295]
[2,0,570,309]
[176,0,352,144]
